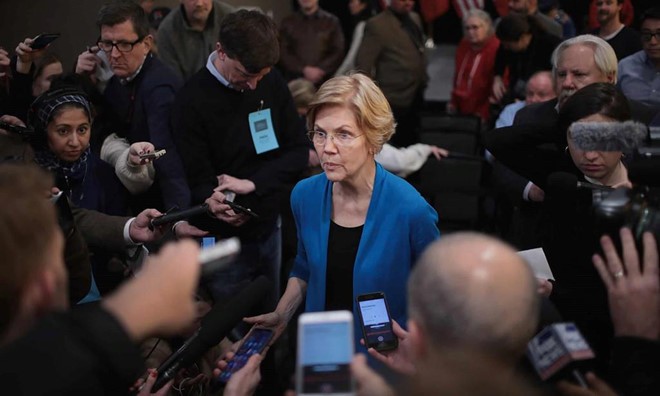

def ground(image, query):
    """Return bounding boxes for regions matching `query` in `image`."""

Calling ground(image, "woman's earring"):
[564,146,569,155]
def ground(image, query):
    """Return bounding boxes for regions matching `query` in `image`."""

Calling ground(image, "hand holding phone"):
[215,327,273,384]
[138,149,166,161]
[356,292,398,352]
[30,33,60,50]
[297,311,355,396]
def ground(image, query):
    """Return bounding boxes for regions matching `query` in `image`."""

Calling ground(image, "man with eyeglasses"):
[617,6,660,112]
[75,0,190,213]
[171,10,308,310]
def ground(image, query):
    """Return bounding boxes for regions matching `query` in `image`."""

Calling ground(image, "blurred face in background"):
[298,0,319,15]
[508,0,530,14]
[348,0,367,16]
[464,16,490,47]
[181,0,212,25]
[595,0,622,25]
[525,73,555,104]
[390,0,415,15]
[32,61,63,97]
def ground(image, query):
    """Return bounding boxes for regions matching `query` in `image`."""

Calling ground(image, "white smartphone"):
[296,311,355,396]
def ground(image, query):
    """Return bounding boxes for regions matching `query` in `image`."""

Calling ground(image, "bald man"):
[496,70,555,128]
[362,232,540,375]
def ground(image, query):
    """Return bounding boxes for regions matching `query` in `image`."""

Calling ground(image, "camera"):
[593,128,660,244]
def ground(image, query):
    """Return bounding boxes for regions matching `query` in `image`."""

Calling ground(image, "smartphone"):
[31,33,60,50]
[216,327,273,383]
[138,149,166,160]
[356,292,398,352]
[0,120,35,139]
[223,199,259,219]
[296,311,355,396]
[222,190,259,218]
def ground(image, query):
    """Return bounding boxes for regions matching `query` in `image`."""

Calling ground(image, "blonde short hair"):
[551,35,618,84]
[306,73,396,153]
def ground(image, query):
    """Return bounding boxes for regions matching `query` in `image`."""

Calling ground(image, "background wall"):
[0,0,292,71]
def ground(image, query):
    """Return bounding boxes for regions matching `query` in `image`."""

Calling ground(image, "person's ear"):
[142,35,154,54]
[20,269,57,318]
[408,319,428,360]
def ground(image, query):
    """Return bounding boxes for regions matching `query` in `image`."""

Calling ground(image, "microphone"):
[527,322,595,387]
[152,275,272,391]
[569,121,648,153]
[150,203,210,228]
[546,172,613,196]
[199,237,240,279]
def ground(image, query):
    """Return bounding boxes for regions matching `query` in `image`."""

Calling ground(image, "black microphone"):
[152,275,272,391]
[527,322,595,387]
[546,172,613,196]
[150,203,210,228]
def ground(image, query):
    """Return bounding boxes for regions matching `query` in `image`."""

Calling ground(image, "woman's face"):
[46,107,91,162]
[32,61,63,97]
[464,16,489,46]
[567,113,623,183]
[312,105,373,184]
[348,0,367,15]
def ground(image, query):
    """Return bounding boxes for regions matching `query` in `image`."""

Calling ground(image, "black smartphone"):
[356,292,398,352]
[138,149,166,160]
[216,327,273,383]
[0,120,35,139]
[31,33,60,50]
[223,199,259,219]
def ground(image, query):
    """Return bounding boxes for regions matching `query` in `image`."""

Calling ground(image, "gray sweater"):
[156,0,235,80]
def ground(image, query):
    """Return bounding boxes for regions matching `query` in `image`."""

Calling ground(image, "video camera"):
[573,123,660,243]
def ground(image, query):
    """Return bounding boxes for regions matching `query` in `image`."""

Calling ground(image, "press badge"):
[249,108,279,154]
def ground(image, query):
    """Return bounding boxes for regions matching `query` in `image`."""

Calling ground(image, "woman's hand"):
[243,311,288,343]
[128,141,156,166]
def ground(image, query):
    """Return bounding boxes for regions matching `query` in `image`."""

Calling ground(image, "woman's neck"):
[334,161,376,199]
[592,161,628,186]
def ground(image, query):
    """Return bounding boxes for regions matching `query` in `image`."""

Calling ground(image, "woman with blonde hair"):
[247,73,440,349]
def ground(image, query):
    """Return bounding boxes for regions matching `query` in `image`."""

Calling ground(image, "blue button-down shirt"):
[618,50,660,111]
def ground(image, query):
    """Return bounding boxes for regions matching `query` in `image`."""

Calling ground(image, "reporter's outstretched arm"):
[102,240,200,341]
[556,372,618,396]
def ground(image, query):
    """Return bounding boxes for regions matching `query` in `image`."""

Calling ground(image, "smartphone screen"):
[216,327,273,383]
[357,293,398,352]
[297,311,354,395]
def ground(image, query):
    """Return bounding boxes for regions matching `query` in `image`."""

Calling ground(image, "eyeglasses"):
[97,37,144,53]
[307,130,363,147]
[641,31,660,42]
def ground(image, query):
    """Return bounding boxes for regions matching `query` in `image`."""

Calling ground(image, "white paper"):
[518,247,555,281]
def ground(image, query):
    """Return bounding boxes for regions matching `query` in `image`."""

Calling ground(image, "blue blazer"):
[290,163,440,349]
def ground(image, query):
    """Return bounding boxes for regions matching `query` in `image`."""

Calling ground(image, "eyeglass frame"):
[640,31,660,42]
[96,36,145,53]
[306,130,364,147]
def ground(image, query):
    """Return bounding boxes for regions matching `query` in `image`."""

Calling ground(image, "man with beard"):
[157,0,236,80]
[590,0,641,60]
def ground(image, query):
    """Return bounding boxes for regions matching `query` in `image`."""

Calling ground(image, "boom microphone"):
[152,276,272,391]
[527,322,595,387]
[150,203,210,228]
[569,121,648,152]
